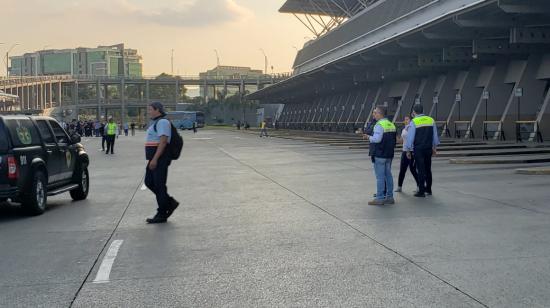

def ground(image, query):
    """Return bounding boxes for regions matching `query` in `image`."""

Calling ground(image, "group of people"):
[63,118,139,155]
[363,104,439,205]
[235,120,251,130]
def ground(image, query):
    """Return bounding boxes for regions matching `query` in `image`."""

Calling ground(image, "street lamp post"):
[5,43,20,79]
[259,49,268,75]
[171,49,174,75]
[214,49,220,67]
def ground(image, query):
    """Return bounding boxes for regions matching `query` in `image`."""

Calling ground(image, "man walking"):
[144,102,179,224]
[130,122,136,136]
[365,106,397,205]
[259,119,268,137]
[396,115,420,193]
[405,104,440,197]
[105,118,117,155]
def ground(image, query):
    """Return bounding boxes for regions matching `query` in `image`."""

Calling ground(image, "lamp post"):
[259,48,268,75]
[5,43,19,79]
[171,49,174,75]
[213,49,220,67]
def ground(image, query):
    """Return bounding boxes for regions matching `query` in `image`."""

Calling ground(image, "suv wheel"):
[70,167,89,201]
[22,170,47,215]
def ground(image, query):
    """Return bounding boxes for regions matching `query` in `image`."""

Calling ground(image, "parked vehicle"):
[0,115,90,215]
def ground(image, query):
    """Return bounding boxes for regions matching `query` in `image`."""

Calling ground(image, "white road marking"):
[140,183,147,191]
[93,240,124,284]
[192,137,213,140]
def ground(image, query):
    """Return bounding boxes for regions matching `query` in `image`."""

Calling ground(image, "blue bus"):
[166,111,205,130]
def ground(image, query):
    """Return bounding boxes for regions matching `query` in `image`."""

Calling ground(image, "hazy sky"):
[0,0,310,76]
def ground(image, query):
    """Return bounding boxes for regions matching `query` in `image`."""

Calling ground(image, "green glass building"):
[9,44,142,78]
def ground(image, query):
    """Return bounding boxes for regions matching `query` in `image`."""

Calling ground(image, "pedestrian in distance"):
[124,122,129,136]
[396,115,420,193]
[130,122,136,136]
[144,102,179,224]
[192,121,197,134]
[259,119,269,137]
[105,118,117,155]
[404,104,440,197]
[364,106,397,206]
[99,122,106,151]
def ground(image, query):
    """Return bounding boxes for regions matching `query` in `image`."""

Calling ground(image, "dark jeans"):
[414,148,433,194]
[106,135,116,154]
[144,155,172,215]
[102,135,106,150]
[398,151,419,187]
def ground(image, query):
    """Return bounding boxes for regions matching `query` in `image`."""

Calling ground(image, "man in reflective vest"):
[405,104,440,197]
[364,106,397,205]
[105,117,118,155]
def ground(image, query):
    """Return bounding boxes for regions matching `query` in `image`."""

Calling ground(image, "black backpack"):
[154,118,184,160]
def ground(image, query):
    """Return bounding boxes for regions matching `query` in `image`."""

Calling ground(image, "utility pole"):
[5,44,20,79]
[214,49,220,67]
[171,49,174,75]
[259,48,268,75]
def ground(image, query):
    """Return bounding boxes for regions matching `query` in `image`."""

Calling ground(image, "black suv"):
[0,115,90,215]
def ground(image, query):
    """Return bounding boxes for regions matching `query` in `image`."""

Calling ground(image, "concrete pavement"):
[1,129,550,307]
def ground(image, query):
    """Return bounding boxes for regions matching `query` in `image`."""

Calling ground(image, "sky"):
[0,0,310,76]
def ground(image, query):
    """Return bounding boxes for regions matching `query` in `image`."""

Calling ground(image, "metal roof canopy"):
[280,0,377,17]
[280,0,380,37]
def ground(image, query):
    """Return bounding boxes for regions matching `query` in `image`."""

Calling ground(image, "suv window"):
[0,122,8,151]
[5,119,41,147]
[49,120,69,144]
[36,120,56,144]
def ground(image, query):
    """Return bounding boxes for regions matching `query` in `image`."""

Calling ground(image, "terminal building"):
[249,0,550,142]
[9,44,142,78]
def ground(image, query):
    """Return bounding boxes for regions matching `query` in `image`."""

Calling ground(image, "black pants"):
[106,135,116,154]
[144,155,172,215]
[102,135,106,150]
[414,148,433,194]
[398,151,419,187]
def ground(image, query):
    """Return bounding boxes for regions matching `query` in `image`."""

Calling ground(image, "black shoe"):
[414,192,426,198]
[426,191,432,196]
[146,214,168,224]
[166,198,179,218]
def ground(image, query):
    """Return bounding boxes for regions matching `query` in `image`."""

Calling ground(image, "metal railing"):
[1,73,293,87]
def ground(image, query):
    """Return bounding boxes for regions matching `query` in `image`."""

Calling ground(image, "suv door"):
[35,119,62,185]
[0,120,10,188]
[49,120,76,183]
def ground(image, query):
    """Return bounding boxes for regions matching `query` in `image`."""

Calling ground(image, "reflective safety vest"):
[372,119,397,159]
[412,115,435,150]
[106,123,117,135]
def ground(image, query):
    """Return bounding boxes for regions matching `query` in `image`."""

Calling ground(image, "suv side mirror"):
[70,134,81,144]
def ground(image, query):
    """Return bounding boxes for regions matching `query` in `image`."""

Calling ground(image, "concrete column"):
[175,79,180,104]
[145,80,150,103]
[203,80,208,102]
[495,60,529,140]
[121,78,126,125]
[41,82,45,110]
[74,81,79,119]
[58,82,62,107]
[49,82,53,109]
[96,80,101,120]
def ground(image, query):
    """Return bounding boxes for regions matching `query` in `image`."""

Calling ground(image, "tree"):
[149,73,188,100]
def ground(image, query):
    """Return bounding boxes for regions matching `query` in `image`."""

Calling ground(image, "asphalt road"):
[1,129,550,307]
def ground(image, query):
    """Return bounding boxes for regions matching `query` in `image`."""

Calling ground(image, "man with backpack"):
[144,102,182,224]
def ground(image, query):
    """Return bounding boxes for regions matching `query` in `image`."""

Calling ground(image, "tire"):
[70,167,89,201]
[22,170,48,216]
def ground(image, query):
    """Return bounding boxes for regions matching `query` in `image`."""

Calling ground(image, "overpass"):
[249,0,550,142]
[0,73,288,124]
